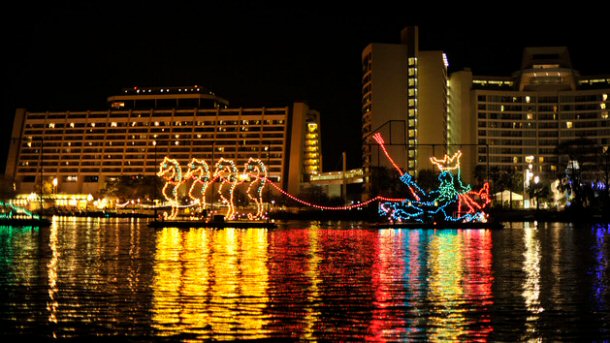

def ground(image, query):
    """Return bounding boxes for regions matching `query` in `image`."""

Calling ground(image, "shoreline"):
[18,207,610,224]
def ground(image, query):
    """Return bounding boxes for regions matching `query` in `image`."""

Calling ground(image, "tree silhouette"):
[101,175,162,203]
[0,176,16,202]
[555,137,600,209]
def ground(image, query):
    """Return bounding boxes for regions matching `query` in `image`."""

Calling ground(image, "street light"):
[265,145,270,220]
[524,167,534,209]
[52,177,58,209]
[152,140,158,220]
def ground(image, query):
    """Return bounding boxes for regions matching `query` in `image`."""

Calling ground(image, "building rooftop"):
[107,85,230,110]
[467,47,610,92]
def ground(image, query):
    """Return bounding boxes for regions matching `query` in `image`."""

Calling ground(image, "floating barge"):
[0,217,52,227]
[148,219,277,229]
[369,220,503,230]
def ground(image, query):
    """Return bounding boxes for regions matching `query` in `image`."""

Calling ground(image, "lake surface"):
[0,218,608,341]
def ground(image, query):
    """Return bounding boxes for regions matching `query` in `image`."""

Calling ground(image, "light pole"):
[52,177,58,210]
[153,140,157,220]
[39,136,44,216]
[265,145,270,220]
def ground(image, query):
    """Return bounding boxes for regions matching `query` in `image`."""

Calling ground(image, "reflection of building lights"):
[522,225,543,338]
[151,228,269,337]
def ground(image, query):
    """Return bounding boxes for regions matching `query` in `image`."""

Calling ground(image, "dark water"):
[0,218,608,341]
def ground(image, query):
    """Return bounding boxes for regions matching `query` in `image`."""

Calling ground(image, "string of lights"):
[373,133,491,223]
[266,180,405,210]
[244,158,267,220]
[154,138,490,223]
[0,201,40,220]
[157,155,406,217]
[214,158,239,220]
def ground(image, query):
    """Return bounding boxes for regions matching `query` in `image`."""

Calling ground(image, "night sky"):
[3,1,609,172]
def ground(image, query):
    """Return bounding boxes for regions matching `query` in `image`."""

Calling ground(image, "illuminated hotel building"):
[362,26,448,197]
[5,86,322,197]
[287,103,322,190]
[363,27,610,194]
[450,47,610,183]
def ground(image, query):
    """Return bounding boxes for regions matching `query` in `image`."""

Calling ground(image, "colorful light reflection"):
[151,228,269,340]
[373,133,491,223]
